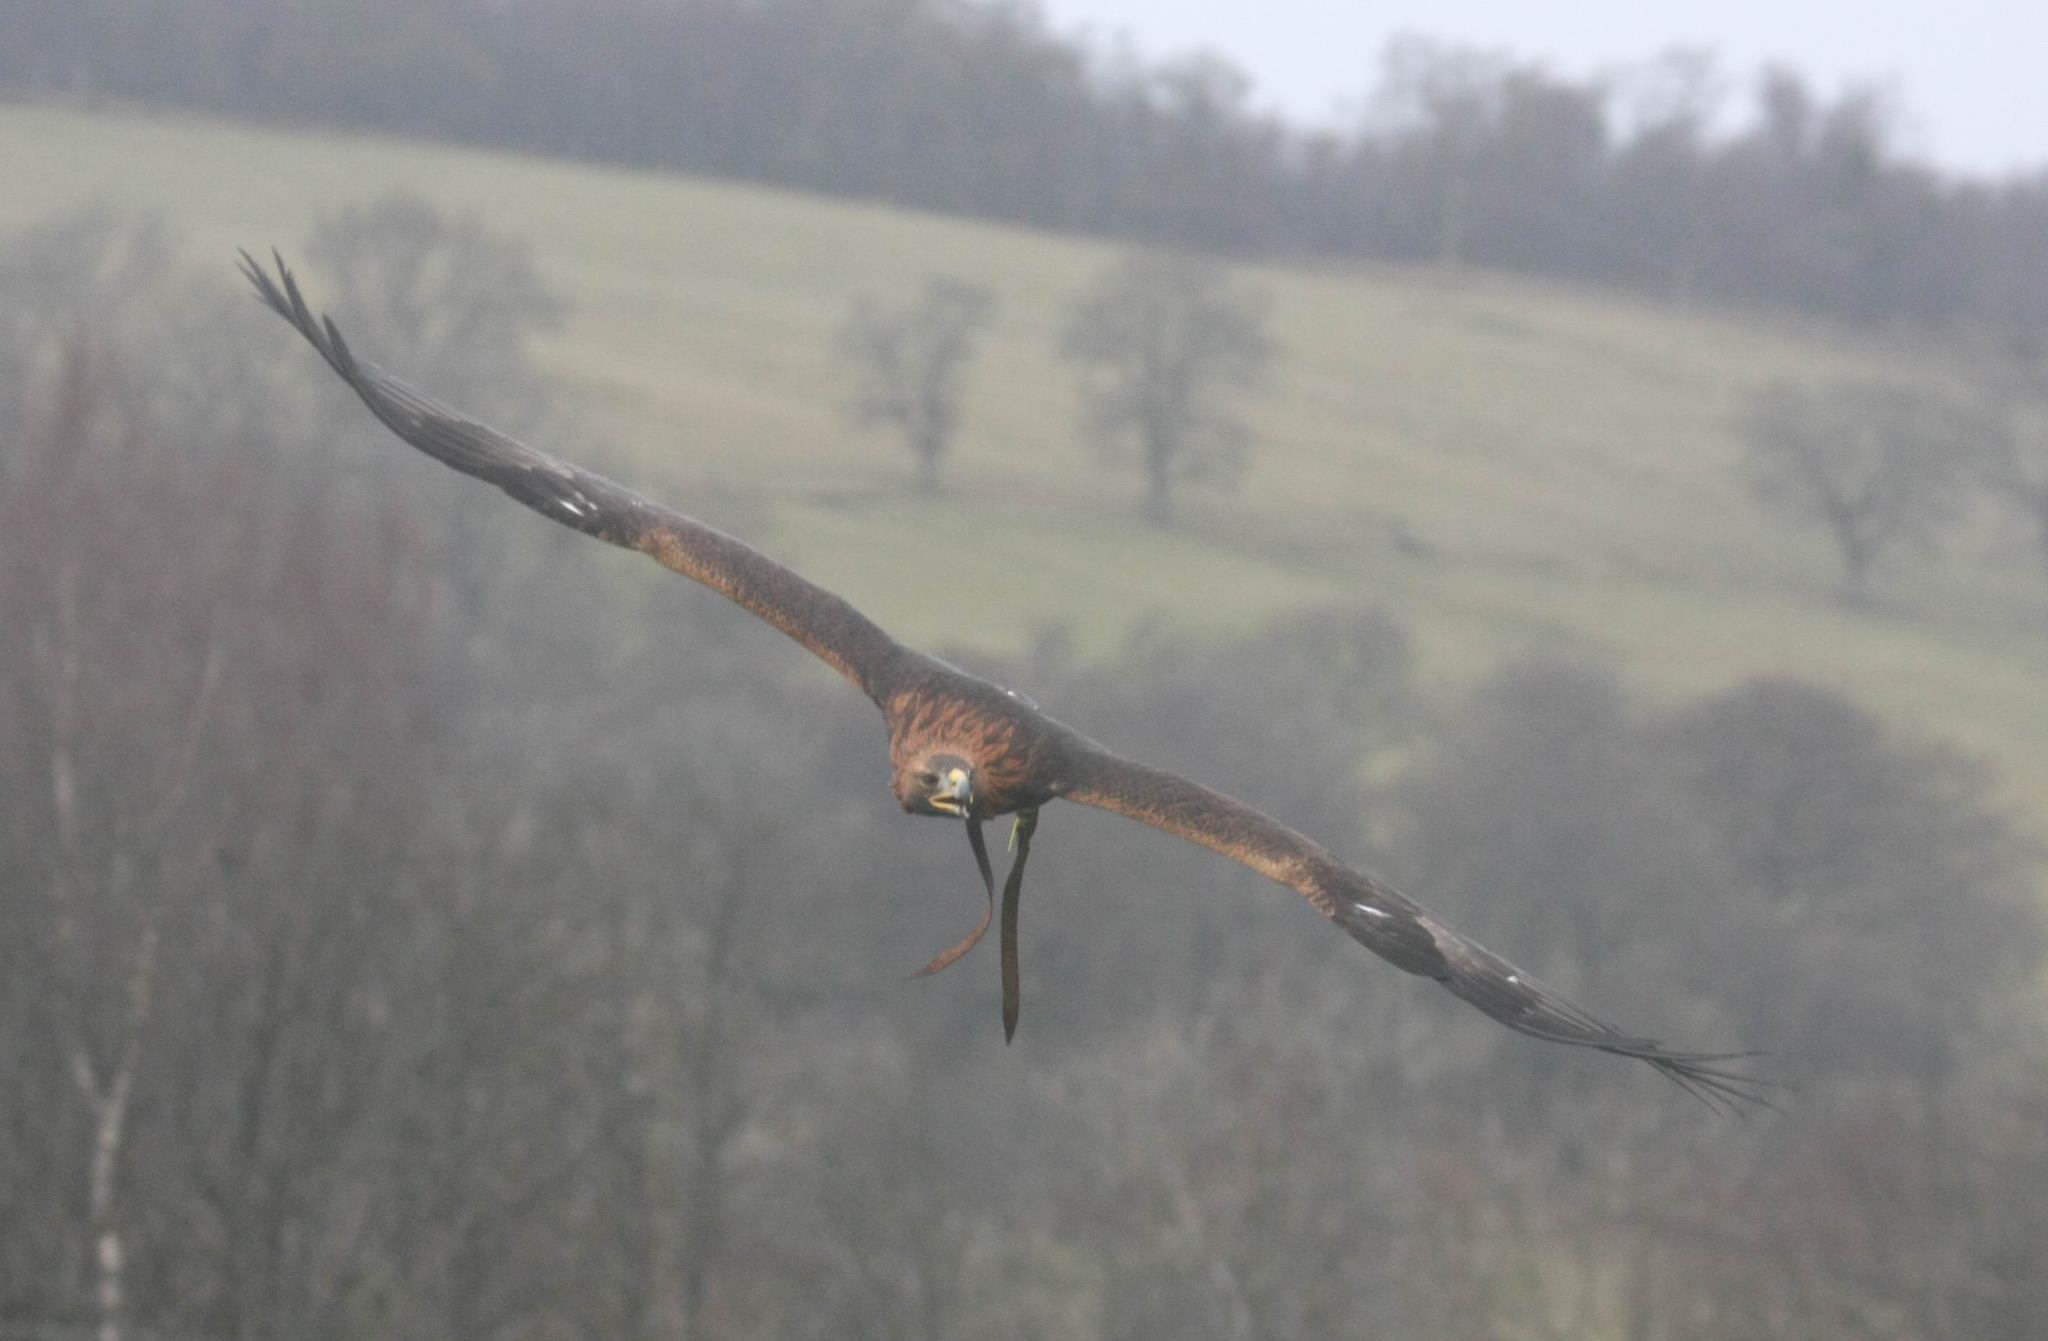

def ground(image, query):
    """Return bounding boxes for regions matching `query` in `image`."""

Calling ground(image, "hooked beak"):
[929,766,973,817]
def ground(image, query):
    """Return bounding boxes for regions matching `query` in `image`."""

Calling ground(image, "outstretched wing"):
[241,251,909,704]
[1062,749,1774,1111]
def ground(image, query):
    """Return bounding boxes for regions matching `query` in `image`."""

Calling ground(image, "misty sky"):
[1041,0,2045,176]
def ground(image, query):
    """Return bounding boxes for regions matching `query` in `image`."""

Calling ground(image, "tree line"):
[3,200,2047,1339]
[7,1,2048,333]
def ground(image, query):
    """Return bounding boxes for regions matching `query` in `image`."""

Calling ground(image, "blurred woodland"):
[8,0,2048,332]
[3,202,2047,1340]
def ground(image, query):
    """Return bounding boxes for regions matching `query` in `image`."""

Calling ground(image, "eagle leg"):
[1000,808,1040,1043]
[911,818,998,979]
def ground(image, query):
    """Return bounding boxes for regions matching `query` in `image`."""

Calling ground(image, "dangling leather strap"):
[911,818,997,978]
[1000,808,1039,1042]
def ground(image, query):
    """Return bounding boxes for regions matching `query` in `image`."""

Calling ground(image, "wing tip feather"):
[1481,984,1787,1115]
[1335,891,1784,1113]
[1629,1047,1789,1116]
[240,248,347,378]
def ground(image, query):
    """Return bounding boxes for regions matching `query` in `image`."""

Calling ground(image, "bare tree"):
[0,208,603,1341]
[305,194,566,416]
[1737,377,1976,600]
[1659,677,2040,1082]
[1061,250,1272,526]
[305,192,572,623]
[1973,368,2048,603]
[837,275,995,494]
[0,292,238,1341]
[1394,659,2047,1339]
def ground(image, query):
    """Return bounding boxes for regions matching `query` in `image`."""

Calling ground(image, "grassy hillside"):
[6,99,2045,822]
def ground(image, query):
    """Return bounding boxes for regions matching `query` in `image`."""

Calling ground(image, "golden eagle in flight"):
[244,253,1768,1110]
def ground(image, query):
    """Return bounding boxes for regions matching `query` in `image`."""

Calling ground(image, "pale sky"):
[1039,0,2046,177]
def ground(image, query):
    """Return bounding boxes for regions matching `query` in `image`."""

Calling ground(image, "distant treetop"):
[5,2,2047,331]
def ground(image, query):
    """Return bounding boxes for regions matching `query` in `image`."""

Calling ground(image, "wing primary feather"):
[1331,894,1782,1113]
[240,250,908,702]
[1064,748,1780,1111]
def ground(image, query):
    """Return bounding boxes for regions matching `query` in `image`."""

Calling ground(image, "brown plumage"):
[243,252,1773,1109]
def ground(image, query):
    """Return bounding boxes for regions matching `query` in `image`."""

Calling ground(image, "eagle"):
[243,252,1769,1110]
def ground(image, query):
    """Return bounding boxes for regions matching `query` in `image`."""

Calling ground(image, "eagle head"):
[899,752,976,819]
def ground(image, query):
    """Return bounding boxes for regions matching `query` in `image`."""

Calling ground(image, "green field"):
[6,99,2046,825]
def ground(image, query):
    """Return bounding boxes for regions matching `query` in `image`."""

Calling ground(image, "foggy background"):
[1044,0,2046,173]
[2,2,2046,1339]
